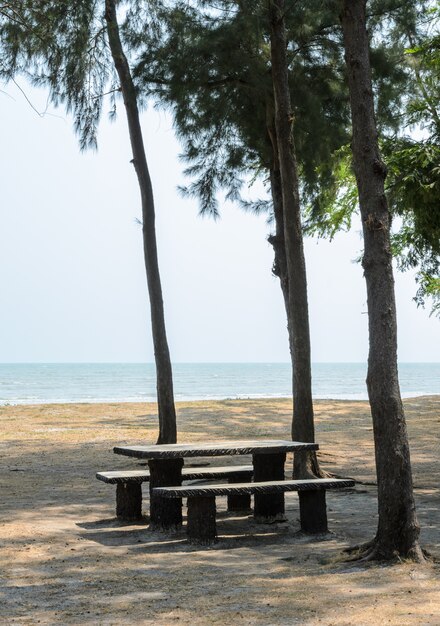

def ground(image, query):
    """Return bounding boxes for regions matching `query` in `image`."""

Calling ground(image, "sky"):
[1,82,439,363]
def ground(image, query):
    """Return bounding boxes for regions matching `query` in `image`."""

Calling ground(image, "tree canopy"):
[129,0,349,217]
[126,0,439,313]
[306,2,440,315]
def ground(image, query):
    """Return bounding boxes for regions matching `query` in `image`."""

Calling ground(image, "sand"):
[1,396,439,625]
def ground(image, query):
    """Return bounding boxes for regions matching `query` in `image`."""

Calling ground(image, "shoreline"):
[1,392,439,408]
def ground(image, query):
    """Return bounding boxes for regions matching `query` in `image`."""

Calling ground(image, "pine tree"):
[268,0,316,478]
[131,0,351,477]
[0,0,178,445]
[340,0,425,561]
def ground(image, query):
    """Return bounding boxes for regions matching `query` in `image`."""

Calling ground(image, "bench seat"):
[154,478,355,544]
[96,465,254,520]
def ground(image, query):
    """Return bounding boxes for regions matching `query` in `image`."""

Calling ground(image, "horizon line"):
[1,361,439,365]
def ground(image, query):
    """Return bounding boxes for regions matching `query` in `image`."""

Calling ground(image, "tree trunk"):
[340,0,424,561]
[105,0,177,444]
[267,149,290,321]
[268,2,320,479]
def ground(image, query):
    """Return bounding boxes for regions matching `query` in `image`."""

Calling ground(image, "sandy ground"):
[1,396,439,625]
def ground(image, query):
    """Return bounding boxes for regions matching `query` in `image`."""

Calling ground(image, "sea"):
[0,362,438,405]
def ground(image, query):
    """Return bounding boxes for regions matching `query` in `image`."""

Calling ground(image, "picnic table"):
[114,439,318,530]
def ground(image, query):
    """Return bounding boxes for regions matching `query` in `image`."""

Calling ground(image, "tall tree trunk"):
[267,129,291,336]
[105,0,177,444]
[268,2,321,479]
[340,0,424,561]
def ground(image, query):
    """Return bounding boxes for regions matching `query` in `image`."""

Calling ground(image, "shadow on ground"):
[1,397,439,625]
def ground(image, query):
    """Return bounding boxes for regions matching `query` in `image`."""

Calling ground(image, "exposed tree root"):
[316,467,333,479]
[343,537,430,564]
[343,539,376,561]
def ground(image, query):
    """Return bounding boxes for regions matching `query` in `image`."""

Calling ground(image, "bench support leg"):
[227,475,252,513]
[299,490,328,534]
[116,483,142,521]
[148,458,184,531]
[187,495,217,546]
[253,452,286,522]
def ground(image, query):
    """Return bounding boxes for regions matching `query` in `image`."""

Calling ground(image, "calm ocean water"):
[0,363,438,405]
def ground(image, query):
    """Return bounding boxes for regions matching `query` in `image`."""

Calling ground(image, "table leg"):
[116,482,142,521]
[227,473,252,513]
[299,490,328,533]
[253,452,286,522]
[148,458,184,531]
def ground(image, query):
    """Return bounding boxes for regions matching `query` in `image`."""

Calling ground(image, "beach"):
[1,396,439,624]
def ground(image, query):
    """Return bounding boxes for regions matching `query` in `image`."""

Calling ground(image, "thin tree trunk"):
[268,2,321,479]
[340,0,424,561]
[105,0,177,444]
[267,135,290,319]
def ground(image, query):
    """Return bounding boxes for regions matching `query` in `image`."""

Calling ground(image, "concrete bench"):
[154,478,355,545]
[96,465,254,520]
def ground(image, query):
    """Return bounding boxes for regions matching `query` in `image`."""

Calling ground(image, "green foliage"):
[1,0,437,313]
[404,31,440,137]
[132,2,274,216]
[387,139,440,313]
[303,145,357,239]
[130,0,349,217]
[0,1,112,150]
[381,6,440,314]
[305,133,440,314]
[0,1,162,150]
[415,274,440,315]
[307,2,439,315]
[387,141,440,250]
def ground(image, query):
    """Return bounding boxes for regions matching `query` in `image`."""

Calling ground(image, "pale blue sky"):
[1,82,439,363]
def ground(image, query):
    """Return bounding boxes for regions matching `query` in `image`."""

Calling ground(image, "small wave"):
[2,391,439,406]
